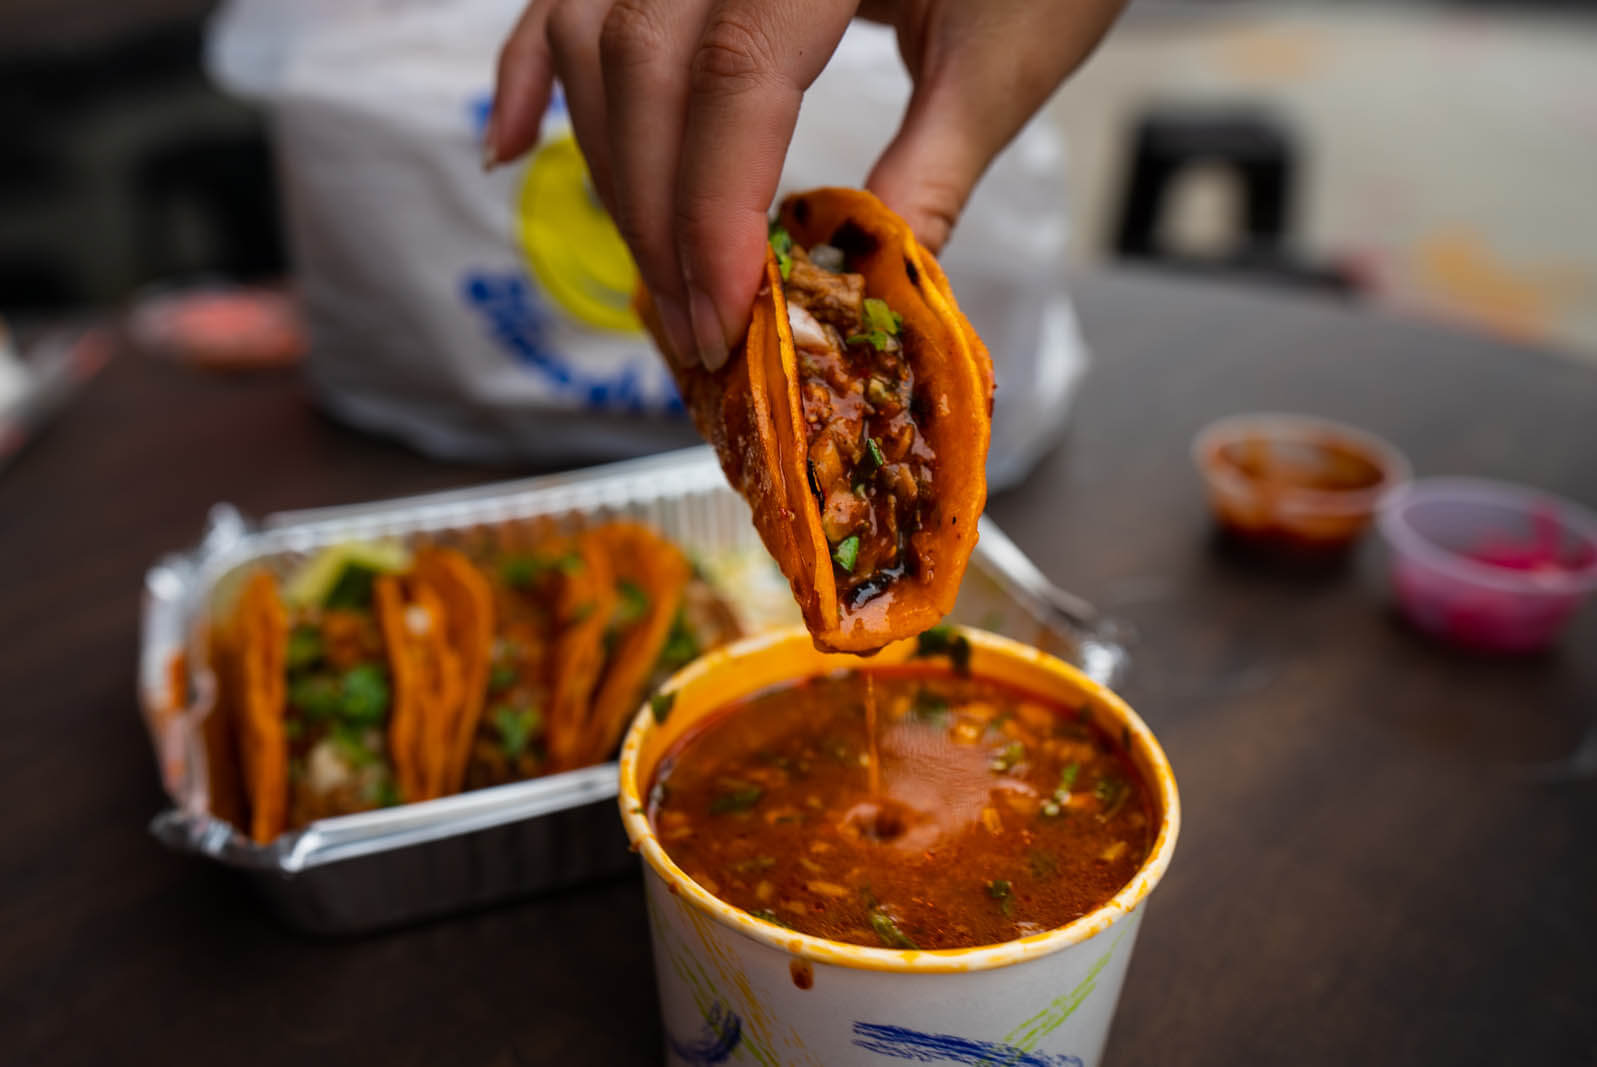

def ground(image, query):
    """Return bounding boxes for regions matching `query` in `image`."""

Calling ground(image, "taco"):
[223,546,486,842]
[573,523,743,768]
[643,187,993,652]
[467,532,615,787]
[411,548,496,797]
[233,570,289,843]
[570,523,690,770]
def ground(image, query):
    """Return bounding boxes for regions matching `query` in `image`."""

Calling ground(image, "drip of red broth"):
[865,672,881,799]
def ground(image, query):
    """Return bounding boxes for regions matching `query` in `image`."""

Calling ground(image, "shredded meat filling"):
[784,243,936,603]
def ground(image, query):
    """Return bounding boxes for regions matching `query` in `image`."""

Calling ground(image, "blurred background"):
[2,0,1594,354]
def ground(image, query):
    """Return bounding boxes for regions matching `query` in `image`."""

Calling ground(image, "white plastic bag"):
[208,1,1088,486]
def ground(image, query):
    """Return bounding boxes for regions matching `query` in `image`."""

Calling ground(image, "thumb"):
[864,82,995,254]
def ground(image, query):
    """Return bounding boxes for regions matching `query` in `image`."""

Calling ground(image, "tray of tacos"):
[139,447,1128,933]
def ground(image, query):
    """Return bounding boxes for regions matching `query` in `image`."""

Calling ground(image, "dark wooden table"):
[3,270,1593,1065]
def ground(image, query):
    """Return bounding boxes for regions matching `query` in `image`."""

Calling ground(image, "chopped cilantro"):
[847,299,904,351]
[864,437,885,471]
[832,535,861,572]
[752,908,794,930]
[288,674,342,721]
[323,563,378,610]
[616,579,651,626]
[863,297,903,335]
[769,223,794,280]
[987,879,1014,917]
[287,665,387,726]
[500,556,541,588]
[285,624,323,672]
[869,910,918,950]
[330,724,379,767]
[656,614,700,675]
[489,661,517,693]
[373,778,403,808]
[1042,762,1083,818]
[501,552,583,590]
[1095,775,1130,820]
[651,690,676,725]
[914,625,972,675]
[339,664,390,725]
[709,784,763,814]
[990,740,1026,772]
[846,330,893,351]
[492,704,543,760]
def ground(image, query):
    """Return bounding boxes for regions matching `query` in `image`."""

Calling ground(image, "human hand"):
[485,0,1126,369]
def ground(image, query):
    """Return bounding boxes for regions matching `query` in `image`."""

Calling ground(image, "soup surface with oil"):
[647,667,1154,951]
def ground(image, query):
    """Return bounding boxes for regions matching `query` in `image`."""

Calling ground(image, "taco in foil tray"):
[224,544,490,843]
[573,523,744,769]
[467,530,615,788]
[472,523,744,779]
[213,522,745,842]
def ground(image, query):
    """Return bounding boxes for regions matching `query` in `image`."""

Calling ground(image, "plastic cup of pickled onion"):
[1377,478,1597,653]
[618,626,1179,1067]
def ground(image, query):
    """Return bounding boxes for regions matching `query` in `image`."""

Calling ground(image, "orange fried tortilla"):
[544,532,618,772]
[234,571,288,844]
[643,187,993,653]
[377,575,466,803]
[412,548,496,797]
[579,522,692,768]
[225,558,475,841]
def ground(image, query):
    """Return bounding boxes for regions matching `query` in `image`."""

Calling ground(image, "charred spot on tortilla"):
[828,219,877,261]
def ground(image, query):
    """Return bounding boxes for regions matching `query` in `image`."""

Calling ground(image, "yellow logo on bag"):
[516,134,639,332]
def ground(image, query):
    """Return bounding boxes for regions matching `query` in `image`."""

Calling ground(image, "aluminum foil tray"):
[139,446,1130,934]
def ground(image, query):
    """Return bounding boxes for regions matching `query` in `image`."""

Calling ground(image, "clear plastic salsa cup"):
[1192,413,1410,556]
[618,626,1180,1067]
[1377,477,1597,653]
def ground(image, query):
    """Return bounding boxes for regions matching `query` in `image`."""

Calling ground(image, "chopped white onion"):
[786,304,832,353]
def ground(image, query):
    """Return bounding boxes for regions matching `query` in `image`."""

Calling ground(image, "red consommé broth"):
[647,666,1153,951]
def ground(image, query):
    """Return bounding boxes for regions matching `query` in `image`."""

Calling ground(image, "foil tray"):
[139,447,1130,934]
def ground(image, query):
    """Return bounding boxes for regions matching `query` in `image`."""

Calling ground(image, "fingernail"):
[653,295,696,369]
[686,287,730,371]
[481,110,501,172]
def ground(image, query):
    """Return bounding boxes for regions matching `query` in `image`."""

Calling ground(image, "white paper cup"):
[619,627,1180,1067]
